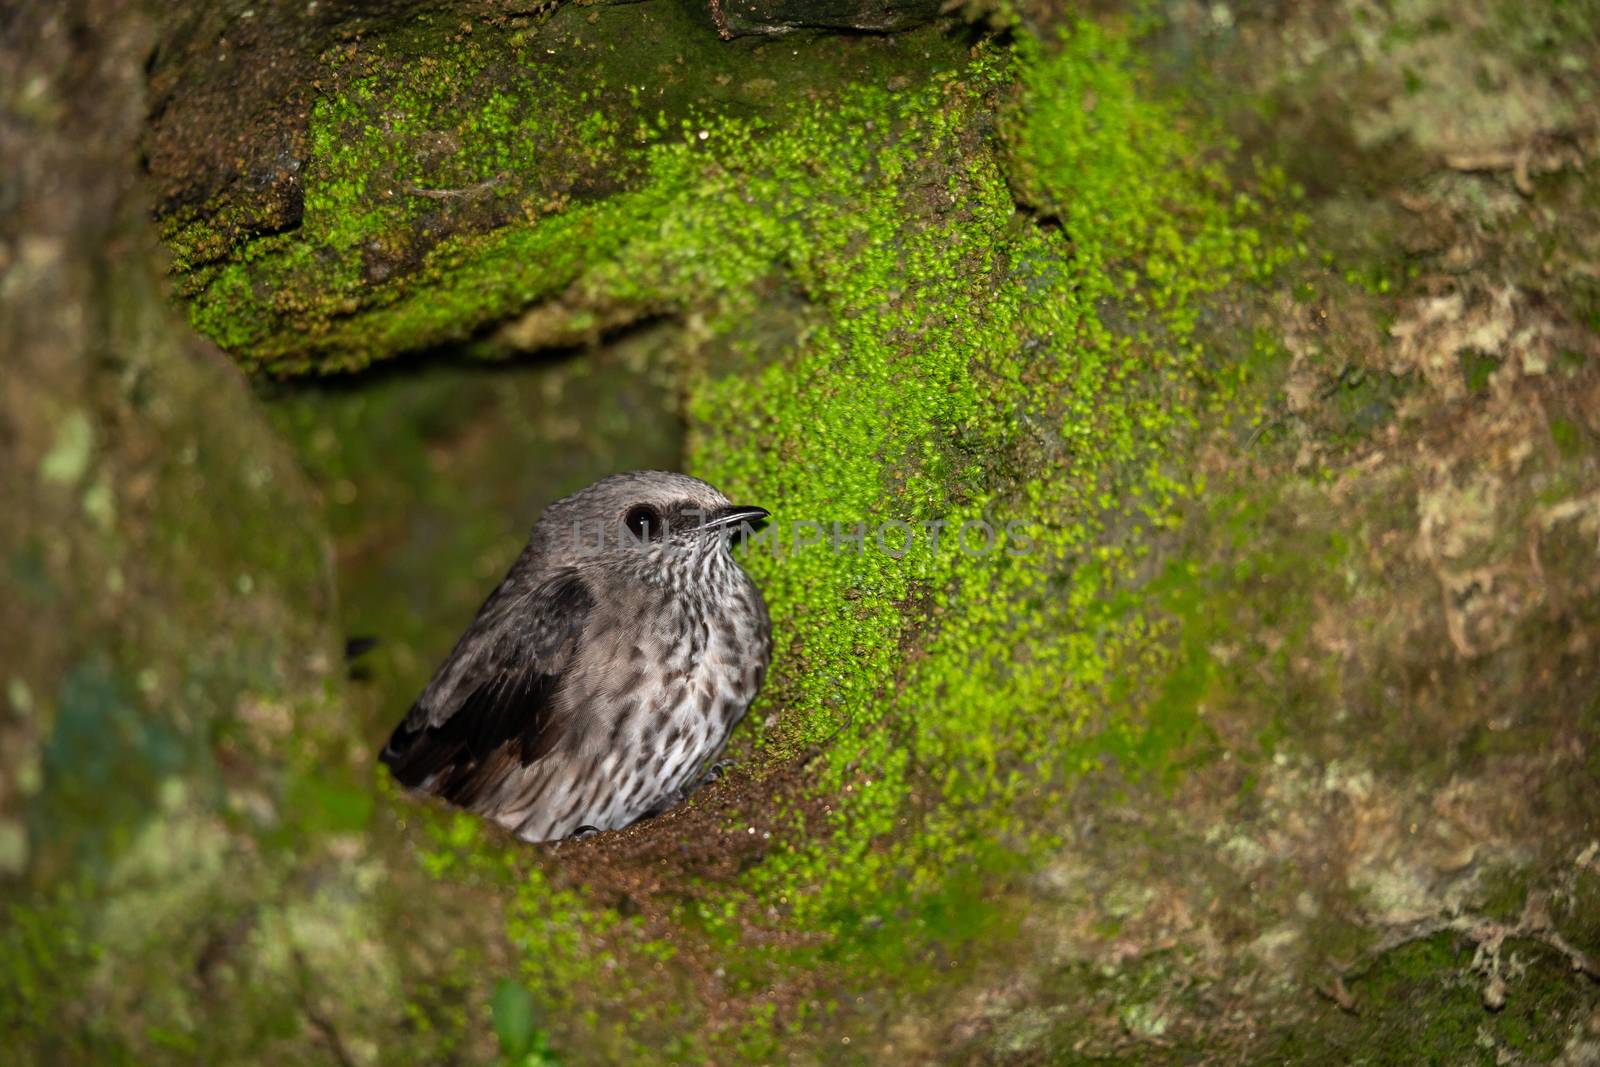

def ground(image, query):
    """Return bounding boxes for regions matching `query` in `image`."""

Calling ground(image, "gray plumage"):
[380,471,771,842]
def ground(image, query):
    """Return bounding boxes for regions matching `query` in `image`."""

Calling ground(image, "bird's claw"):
[570,824,602,841]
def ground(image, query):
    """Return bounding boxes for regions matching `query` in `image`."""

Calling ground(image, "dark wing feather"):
[379,569,593,805]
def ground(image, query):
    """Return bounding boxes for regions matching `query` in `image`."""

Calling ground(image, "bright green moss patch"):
[680,15,1280,963]
[222,8,1299,1058]
[166,5,968,374]
[402,18,1290,1057]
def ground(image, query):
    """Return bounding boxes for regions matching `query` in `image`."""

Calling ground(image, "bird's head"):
[538,470,768,572]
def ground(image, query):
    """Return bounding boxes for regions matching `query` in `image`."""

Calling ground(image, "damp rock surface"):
[3,0,1599,1064]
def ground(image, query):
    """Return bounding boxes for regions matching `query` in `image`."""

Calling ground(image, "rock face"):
[708,0,944,38]
[5,0,1600,1063]
[2,4,487,1065]
[144,0,519,275]
[1,0,335,872]
[146,0,964,375]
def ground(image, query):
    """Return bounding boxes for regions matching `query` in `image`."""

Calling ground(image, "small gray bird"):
[380,471,771,842]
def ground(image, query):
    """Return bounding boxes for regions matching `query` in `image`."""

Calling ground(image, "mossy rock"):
[6,0,1598,1062]
[159,1,974,374]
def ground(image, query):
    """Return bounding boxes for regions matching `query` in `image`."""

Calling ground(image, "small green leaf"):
[491,978,536,1058]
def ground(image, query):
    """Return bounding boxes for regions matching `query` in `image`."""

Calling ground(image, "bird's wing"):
[379,568,594,807]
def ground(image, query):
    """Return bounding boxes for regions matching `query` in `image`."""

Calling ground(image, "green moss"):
[371,18,1287,1058]
[1303,933,1597,1065]
[105,0,1600,1058]
[168,5,968,374]
[1460,350,1500,395]
[1550,415,1584,458]
[1042,950,1201,1052]
[1476,864,1532,925]
[1555,865,1600,958]
[1488,0,1600,71]
[0,883,113,1066]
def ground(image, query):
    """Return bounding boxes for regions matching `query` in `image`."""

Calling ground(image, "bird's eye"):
[623,504,662,542]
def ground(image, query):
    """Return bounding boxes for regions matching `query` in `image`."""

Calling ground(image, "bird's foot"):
[637,762,739,822]
[569,824,602,842]
[640,788,688,821]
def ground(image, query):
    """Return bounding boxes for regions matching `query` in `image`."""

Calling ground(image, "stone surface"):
[708,0,944,38]
[4,0,1598,1062]
[2,4,498,1064]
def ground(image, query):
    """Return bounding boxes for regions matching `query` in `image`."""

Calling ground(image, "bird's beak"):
[698,505,770,533]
